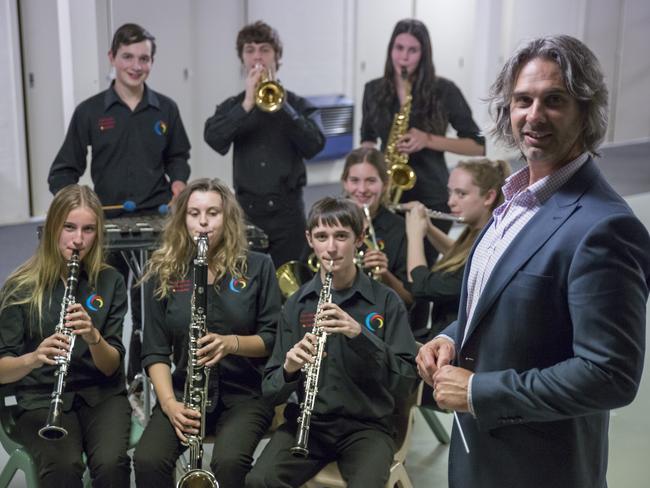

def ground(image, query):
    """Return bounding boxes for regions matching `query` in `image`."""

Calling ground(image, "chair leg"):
[418,406,450,444]
[386,462,413,488]
[0,462,17,488]
[0,450,39,488]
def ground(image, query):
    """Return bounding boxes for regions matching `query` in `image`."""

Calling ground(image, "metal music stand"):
[105,214,166,424]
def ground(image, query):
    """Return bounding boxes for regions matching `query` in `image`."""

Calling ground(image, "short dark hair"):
[111,23,156,59]
[487,35,608,155]
[307,197,364,238]
[236,21,283,66]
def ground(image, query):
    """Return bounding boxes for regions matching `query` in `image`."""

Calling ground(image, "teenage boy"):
[246,197,418,488]
[49,22,190,214]
[204,20,325,268]
[48,23,191,381]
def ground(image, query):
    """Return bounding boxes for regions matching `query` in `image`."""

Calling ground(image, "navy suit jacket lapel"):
[459,158,600,348]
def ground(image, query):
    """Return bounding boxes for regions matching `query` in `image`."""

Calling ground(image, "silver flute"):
[177,234,219,488]
[291,260,334,458]
[38,249,80,440]
[391,203,465,223]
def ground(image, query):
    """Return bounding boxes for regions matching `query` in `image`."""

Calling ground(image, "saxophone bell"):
[276,260,314,299]
[361,205,382,280]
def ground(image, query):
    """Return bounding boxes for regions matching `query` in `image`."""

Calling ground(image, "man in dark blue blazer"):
[416,35,650,488]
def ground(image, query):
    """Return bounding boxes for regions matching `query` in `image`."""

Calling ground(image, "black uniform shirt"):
[141,251,281,410]
[263,270,418,432]
[204,91,325,203]
[0,267,127,410]
[361,77,485,210]
[364,205,407,283]
[407,264,464,338]
[48,83,191,212]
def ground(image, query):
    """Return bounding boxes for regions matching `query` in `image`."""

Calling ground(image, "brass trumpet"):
[391,204,465,223]
[255,67,285,113]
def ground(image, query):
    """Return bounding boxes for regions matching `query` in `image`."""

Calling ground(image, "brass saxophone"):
[177,234,219,488]
[361,204,381,280]
[291,260,334,457]
[38,249,80,440]
[385,67,417,204]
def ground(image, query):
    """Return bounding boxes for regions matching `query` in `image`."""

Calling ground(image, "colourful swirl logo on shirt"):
[364,312,384,333]
[85,294,104,311]
[154,120,168,136]
[229,278,247,293]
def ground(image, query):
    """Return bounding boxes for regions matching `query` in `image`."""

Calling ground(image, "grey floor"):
[2,141,650,486]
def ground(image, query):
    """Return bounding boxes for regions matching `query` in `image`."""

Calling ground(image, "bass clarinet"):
[291,260,334,458]
[38,249,80,440]
[177,233,219,488]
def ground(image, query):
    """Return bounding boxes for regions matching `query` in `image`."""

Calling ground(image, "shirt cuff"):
[434,333,456,345]
[467,373,476,417]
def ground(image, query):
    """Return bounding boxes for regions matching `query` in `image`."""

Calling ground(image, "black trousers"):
[239,194,308,269]
[13,394,132,488]
[246,418,395,488]
[134,398,273,488]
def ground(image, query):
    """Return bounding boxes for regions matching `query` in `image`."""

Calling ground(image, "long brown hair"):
[142,178,248,298]
[340,147,390,206]
[0,185,106,336]
[432,159,511,273]
[369,19,447,134]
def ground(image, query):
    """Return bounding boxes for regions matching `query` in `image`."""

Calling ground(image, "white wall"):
[611,0,650,142]
[2,0,649,224]
[0,0,30,224]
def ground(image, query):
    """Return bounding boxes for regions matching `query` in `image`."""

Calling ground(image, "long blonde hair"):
[142,178,248,298]
[432,158,511,274]
[0,185,106,336]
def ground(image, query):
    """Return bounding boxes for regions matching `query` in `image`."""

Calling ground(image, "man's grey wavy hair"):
[487,35,608,156]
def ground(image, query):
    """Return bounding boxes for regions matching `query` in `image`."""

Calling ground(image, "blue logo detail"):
[364,312,384,332]
[85,293,104,311]
[228,278,247,293]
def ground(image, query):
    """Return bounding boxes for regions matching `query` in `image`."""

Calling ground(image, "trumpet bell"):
[255,80,285,112]
[276,260,313,299]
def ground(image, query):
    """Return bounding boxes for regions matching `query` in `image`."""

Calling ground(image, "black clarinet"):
[38,249,80,440]
[177,234,219,488]
[291,261,334,457]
